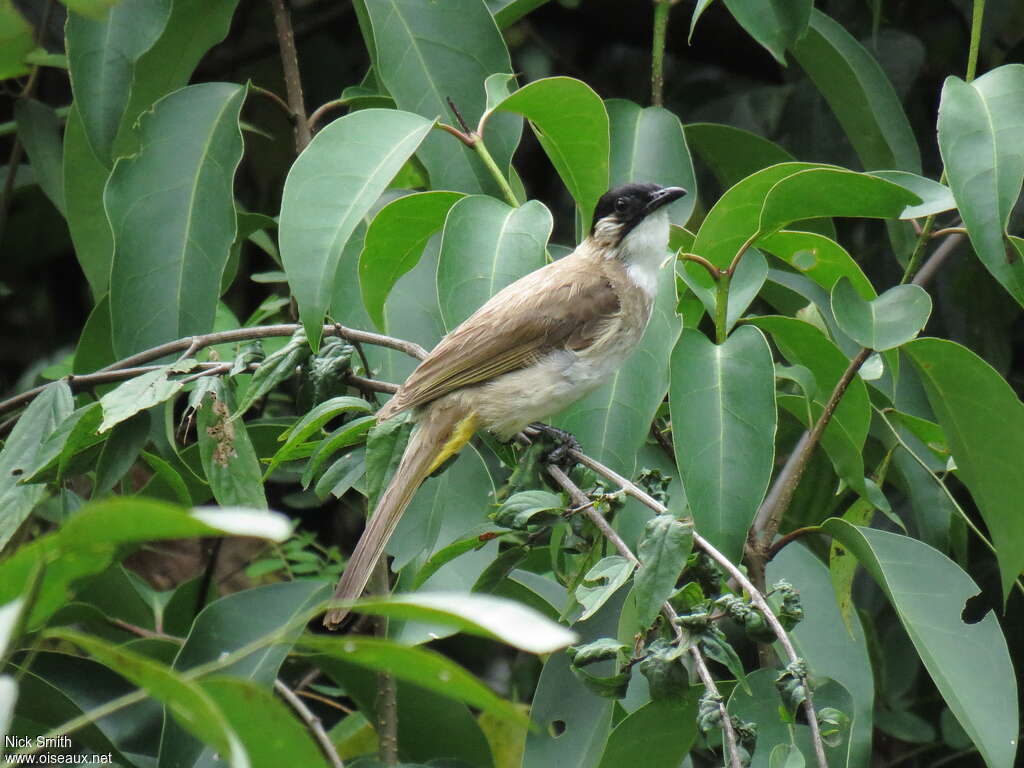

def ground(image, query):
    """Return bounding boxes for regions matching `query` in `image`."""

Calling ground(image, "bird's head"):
[589,183,687,267]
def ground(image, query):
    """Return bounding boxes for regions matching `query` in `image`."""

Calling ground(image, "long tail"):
[323,402,478,629]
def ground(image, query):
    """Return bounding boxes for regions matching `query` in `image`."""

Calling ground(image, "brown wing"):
[378,252,620,419]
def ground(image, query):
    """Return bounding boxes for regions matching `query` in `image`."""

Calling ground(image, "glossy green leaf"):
[361,0,520,195]
[831,278,931,351]
[94,412,150,496]
[576,556,635,621]
[491,77,609,226]
[160,580,329,767]
[268,396,372,475]
[670,326,776,563]
[98,358,195,433]
[351,592,577,653]
[0,382,73,550]
[359,191,465,330]
[685,122,797,189]
[823,521,1018,768]
[0,1,33,79]
[693,162,821,268]
[938,65,1024,307]
[64,0,170,163]
[721,0,811,65]
[486,0,548,27]
[303,415,376,484]
[437,195,551,330]
[869,170,956,219]
[597,696,698,768]
[770,543,874,768]
[0,498,289,628]
[63,107,114,298]
[792,9,920,172]
[199,679,330,768]
[300,634,527,725]
[758,167,919,237]
[44,628,250,767]
[555,245,680,475]
[106,83,246,357]
[112,0,240,157]
[279,108,432,349]
[634,515,693,628]
[195,380,267,510]
[606,99,696,225]
[14,98,65,214]
[679,246,767,332]
[904,338,1024,599]
[759,230,875,299]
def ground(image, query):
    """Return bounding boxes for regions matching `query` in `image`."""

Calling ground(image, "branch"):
[912,232,965,289]
[269,0,312,152]
[561,451,829,768]
[1,324,421,417]
[650,0,672,107]
[307,98,348,134]
[371,557,399,766]
[274,679,345,768]
[547,465,743,768]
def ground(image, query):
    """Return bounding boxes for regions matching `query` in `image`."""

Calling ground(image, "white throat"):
[618,209,669,298]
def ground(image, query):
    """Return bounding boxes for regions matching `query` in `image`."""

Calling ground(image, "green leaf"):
[359,191,465,330]
[758,167,920,237]
[493,490,564,529]
[678,246,767,332]
[869,170,956,219]
[269,396,372,471]
[363,413,414,511]
[196,380,267,510]
[64,0,171,163]
[14,98,65,214]
[598,696,699,768]
[232,329,309,418]
[350,592,577,653]
[486,0,548,28]
[576,556,635,621]
[361,0,520,195]
[63,105,114,298]
[567,637,629,667]
[0,0,33,79]
[301,634,528,726]
[822,521,1018,768]
[685,122,799,190]
[303,415,377,484]
[0,498,289,628]
[200,679,330,768]
[831,278,931,351]
[634,515,693,627]
[938,65,1024,307]
[43,628,250,767]
[904,338,1024,599]
[98,358,195,433]
[94,411,150,496]
[279,108,433,349]
[670,326,776,563]
[490,77,609,226]
[112,0,240,158]
[437,196,551,330]
[106,82,246,357]
[159,580,329,767]
[0,382,73,550]
[792,9,920,172]
[606,99,696,225]
[759,230,876,300]
[721,0,811,65]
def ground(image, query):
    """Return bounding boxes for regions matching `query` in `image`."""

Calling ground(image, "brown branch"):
[930,226,967,239]
[435,121,476,148]
[307,98,348,134]
[756,347,872,550]
[269,0,312,152]
[560,451,829,768]
[911,232,966,289]
[251,84,297,121]
[547,465,743,768]
[274,679,345,768]
[767,525,823,561]
[371,558,399,766]
[678,252,721,280]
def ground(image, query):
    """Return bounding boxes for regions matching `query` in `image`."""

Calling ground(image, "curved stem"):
[714,273,730,344]
[275,680,345,768]
[250,85,296,121]
[307,98,348,133]
[472,135,520,207]
[679,252,720,280]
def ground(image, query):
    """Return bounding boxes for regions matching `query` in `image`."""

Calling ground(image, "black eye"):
[614,197,629,213]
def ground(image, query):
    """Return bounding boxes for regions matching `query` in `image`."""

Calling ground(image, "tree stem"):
[473,136,519,207]
[650,0,672,106]
[269,0,312,152]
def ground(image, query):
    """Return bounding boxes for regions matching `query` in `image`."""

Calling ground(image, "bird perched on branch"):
[323,182,686,628]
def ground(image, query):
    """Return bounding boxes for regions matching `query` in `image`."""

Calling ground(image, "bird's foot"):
[529,423,582,468]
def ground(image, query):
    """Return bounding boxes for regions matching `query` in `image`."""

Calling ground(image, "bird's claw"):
[530,423,582,468]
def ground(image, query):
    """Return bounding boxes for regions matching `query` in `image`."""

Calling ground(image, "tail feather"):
[323,404,470,629]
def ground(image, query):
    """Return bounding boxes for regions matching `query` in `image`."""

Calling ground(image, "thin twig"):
[912,233,965,288]
[678,252,720,279]
[767,525,823,561]
[296,688,354,714]
[650,0,672,107]
[435,122,475,147]
[308,98,349,134]
[929,226,967,239]
[547,465,743,768]
[251,84,297,121]
[371,558,399,766]
[268,0,312,152]
[561,452,829,768]
[275,679,345,768]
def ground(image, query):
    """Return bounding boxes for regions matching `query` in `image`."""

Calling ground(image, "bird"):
[323,182,687,628]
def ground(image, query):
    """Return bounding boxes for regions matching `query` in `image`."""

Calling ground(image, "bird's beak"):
[645,186,687,213]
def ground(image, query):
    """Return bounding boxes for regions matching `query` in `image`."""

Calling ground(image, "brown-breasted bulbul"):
[323,182,686,628]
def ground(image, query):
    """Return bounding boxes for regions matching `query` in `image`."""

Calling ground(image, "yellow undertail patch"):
[427,411,481,475]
